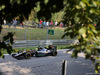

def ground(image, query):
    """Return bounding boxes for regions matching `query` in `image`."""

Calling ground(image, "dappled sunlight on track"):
[0,61,33,75]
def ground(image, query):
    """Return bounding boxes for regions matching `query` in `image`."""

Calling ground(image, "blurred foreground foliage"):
[62,0,100,73]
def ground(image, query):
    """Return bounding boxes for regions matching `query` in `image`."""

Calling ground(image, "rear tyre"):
[35,52,38,57]
[24,53,31,59]
[52,51,57,56]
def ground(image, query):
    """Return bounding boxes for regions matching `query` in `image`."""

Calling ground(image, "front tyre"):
[12,54,16,57]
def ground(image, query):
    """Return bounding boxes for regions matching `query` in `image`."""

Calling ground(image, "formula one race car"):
[11,45,57,59]
[11,49,36,60]
[35,45,57,57]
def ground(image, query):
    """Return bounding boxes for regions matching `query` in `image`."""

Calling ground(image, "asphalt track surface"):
[0,49,95,75]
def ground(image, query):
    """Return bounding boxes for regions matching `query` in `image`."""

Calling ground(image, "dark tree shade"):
[0,0,64,23]
[0,0,38,23]
[37,0,64,20]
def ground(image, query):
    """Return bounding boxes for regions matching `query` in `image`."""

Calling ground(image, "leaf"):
[96,57,99,60]
[82,0,90,6]
[82,33,86,38]
[80,1,86,8]
[92,29,98,34]
[93,1,97,6]
[89,8,96,14]
[95,1,100,6]
[86,16,93,22]
[76,5,81,9]
[80,44,85,47]
[95,62,99,73]
[95,70,98,74]
[86,49,91,54]
[79,27,86,35]
[0,5,5,10]
[71,52,75,58]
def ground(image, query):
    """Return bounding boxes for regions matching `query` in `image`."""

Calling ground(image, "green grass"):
[15,45,71,50]
[1,26,70,40]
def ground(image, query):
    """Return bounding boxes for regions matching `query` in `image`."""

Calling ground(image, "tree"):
[62,0,100,73]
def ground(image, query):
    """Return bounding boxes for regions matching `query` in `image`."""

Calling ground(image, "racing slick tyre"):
[12,54,16,57]
[24,53,31,59]
[35,52,38,57]
[52,51,57,56]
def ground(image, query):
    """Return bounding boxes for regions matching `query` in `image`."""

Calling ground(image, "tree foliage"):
[62,0,100,73]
